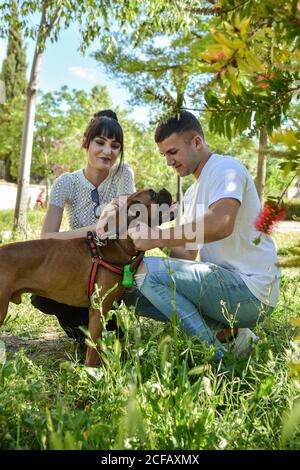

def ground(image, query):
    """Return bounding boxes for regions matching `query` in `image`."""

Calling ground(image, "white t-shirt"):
[183,154,281,307]
[49,163,135,229]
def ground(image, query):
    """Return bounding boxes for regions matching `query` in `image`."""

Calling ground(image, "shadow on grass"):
[1,331,78,363]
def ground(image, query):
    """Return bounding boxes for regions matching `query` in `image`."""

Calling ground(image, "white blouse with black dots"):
[49,163,135,229]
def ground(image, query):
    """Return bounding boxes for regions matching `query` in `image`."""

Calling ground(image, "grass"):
[273,231,300,251]
[0,209,300,450]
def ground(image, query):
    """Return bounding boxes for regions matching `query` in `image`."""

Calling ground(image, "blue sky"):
[0,22,149,123]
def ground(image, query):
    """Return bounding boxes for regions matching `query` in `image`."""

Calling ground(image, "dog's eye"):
[128,206,142,217]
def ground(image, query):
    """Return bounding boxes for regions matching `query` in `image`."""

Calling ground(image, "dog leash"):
[122,251,144,288]
[86,232,123,301]
[86,231,144,300]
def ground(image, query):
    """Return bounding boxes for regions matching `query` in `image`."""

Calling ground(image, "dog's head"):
[98,188,175,242]
[126,188,174,227]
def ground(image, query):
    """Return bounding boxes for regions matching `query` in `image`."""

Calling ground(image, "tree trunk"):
[255,126,268,204]
[13,3,61,235]
[13,44,43,235]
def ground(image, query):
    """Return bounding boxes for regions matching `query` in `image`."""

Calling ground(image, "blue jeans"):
[123,256,273,352]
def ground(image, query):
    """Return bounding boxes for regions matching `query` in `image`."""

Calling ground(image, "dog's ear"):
[157,188,172,206]
[152,188,174,225]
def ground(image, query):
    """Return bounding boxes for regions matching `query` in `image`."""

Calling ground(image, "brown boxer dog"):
[0,188,173,367]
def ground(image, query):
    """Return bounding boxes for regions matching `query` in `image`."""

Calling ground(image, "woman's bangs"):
[94,119,123,145]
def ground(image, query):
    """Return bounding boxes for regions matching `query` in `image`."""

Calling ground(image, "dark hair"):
[93,109,118,121]
[155,111,205,143]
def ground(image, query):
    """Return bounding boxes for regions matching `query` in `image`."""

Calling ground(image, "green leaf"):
[225,117,232,140]
[245,50,265,72]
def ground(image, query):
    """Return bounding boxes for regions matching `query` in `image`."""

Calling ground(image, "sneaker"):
[232,328,258,358]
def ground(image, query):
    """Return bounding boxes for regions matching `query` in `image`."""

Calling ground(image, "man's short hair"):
[155,111,205,143]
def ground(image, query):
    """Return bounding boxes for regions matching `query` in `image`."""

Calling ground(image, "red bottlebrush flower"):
[254,202,287,243]
[257,82,270,88]
[208,52,226,64]
[256,73,273,88]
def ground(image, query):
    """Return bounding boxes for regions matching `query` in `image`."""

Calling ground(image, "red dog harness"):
[86,231,124,301]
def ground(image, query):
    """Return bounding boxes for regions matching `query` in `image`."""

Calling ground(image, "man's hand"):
[128,222,162,251]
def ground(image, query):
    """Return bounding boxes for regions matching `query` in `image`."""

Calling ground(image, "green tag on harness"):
[122,264,134,288]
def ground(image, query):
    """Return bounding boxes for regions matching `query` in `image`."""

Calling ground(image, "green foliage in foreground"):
[0,218,299,450]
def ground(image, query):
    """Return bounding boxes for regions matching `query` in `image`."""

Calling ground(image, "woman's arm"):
[41,204,96,240]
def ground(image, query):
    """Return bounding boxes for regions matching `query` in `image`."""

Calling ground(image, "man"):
[100,111,281,361]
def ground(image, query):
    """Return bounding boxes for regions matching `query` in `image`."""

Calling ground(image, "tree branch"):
[45,6,62,36]
[183,106,252,113]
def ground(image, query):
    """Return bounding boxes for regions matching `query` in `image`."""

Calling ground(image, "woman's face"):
[87,135,121,171]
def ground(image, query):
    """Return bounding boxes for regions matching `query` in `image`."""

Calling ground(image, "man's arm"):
[170,246,198,260]
[168,198,241,247]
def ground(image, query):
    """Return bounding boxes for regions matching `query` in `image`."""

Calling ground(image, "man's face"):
[157,132,202,177]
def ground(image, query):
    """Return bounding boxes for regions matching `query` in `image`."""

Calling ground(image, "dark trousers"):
[31,295,122,344]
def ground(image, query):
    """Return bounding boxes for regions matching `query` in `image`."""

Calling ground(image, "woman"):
[31,110,135,343]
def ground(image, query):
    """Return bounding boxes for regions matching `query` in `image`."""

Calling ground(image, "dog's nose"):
[157,188,172,206]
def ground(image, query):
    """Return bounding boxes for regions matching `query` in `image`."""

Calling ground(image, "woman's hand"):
[96,199,119,238]
[96,194,130,238]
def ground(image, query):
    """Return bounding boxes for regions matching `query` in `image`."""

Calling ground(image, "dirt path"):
[275,221,300,232]
[0,331,76,362]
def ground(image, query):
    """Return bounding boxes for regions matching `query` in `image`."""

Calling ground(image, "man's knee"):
[123,288,167,322]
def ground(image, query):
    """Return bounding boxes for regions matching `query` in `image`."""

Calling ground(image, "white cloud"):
[68,66,100,81]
